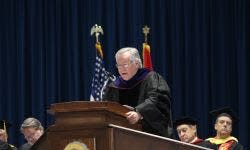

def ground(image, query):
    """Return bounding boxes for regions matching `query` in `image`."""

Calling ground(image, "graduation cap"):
[210,107,239,123]
[173,117,197,129]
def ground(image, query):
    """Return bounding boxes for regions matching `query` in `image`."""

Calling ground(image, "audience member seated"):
[173,116,203,145]
[202,107,244,150]
[18,118,44,150]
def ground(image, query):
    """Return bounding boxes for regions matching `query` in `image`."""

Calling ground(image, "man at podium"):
[103,47,173,138]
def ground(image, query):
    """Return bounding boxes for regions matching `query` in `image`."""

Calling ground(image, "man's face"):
[0,129,7,142]
[176,124,197,143]
[215,116,232,138]
[22,127,43,145]
[116,52,139,81]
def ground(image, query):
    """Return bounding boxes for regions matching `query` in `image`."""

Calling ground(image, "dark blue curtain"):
[0,0,249,148]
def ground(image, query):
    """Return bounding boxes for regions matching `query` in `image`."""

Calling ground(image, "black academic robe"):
[103,69,172,137]
[18,143,32,150]
[201,140,244,150]
[0,141,16,150]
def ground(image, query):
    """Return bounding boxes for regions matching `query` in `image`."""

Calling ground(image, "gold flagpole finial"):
[90,24,104,44]
[142,25,150,43]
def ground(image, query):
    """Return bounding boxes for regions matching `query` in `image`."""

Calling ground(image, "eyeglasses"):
[116,64,129,69]
[116,62,132,69]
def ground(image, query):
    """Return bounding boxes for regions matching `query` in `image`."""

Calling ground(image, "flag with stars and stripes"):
[90,43,115,101]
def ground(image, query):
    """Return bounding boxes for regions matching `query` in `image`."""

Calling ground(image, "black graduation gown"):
[0,141,16,150]
[200,140,244,150]
[103,69,172,137]
[18,143,32,150]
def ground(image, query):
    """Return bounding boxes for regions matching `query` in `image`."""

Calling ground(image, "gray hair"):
[189,125,197,136]
[20,117,44,133]
[115,47,142,68]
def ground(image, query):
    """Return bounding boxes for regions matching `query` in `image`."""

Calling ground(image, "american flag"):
[90,43,115,101]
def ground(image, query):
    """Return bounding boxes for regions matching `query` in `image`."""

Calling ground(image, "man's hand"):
[125,111,142,124]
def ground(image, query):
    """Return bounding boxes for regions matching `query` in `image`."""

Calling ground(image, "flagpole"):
[91,24,104,58]
[142,25,150,43]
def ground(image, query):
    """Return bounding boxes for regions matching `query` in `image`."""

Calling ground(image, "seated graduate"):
[103,47,173,138]
[0,120,17,150]
[0,141,11,150]
[202,107,244,150]
[19,118,44,150]
[173,117,203,145]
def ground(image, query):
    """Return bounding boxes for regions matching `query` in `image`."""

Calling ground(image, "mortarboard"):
[173,117,197,129]
[210,107,239,123]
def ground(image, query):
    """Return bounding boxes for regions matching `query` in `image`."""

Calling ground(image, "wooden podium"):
[31,101,211,150]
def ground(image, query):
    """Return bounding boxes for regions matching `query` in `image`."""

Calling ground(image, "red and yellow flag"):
[142,43,153,71]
